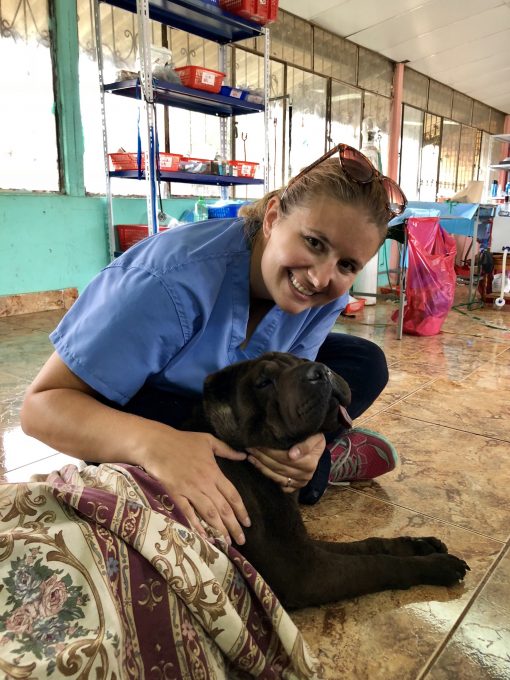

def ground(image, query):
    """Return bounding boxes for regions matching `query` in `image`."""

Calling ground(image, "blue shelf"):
[104,79,264,117]
[110,170,264,186]
[101,0,264,43]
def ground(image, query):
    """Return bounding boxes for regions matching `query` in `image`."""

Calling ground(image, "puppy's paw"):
[387,536,448,556]
[407,536,449,556]
[420,553,470,586]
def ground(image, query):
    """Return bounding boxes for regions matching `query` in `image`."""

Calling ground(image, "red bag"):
[392,217,457,336]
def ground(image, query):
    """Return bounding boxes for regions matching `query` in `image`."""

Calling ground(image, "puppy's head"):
[202,352,351,450]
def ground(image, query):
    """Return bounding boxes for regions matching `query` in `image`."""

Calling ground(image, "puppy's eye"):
[254,376,273,389]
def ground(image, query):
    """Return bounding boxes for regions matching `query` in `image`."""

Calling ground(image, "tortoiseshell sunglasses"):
[280,142,407,218]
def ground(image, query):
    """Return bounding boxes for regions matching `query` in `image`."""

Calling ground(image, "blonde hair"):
[239,157,391,244]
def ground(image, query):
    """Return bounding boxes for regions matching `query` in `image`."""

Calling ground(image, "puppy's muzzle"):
[303,363,331,385]
[303,362,352,430]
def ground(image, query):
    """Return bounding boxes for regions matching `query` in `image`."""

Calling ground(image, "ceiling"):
[279,0,510,115]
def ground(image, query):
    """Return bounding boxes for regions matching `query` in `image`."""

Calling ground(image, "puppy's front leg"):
[313,535,449,557]
[271,549,469,609]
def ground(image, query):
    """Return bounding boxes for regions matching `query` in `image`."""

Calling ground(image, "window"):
[329,82,362,150]
[313,28,357,86]
[269,12,312,69]
[419,113,441,201]
[456,126,478,191]
[77,0,166,196]
[438,119,461,199]
[428,81,453,119]
[489,109,505,135]
[233,49,269,196]
[399,106,424,201]
[0,0,58,191]
[358,47,393,98]
[452,92,472,125]
[287,67,327,180]
[472,101,491,132]
[403,69,428,110]
[363,93,391,173]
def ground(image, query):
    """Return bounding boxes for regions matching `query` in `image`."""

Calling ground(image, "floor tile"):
[292,489,503,680]
[424,546,510,679]
[1,452,80,483]
[1,295,510,679]
[0,421,61,473]
[385,354,510,442]
[0,331,54,381]
[352,414,510,542]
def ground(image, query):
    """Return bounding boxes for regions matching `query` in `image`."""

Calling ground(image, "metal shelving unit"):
[104,79,264,117]
[110,170,265,186]
[95,0,270,258]
[104,0,265,43]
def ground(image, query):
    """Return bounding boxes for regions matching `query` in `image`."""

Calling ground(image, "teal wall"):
[0,194,194,295]
[0,0,196,298]
[0,194,106,295]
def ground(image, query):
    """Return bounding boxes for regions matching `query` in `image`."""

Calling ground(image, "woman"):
[21,143,406,546]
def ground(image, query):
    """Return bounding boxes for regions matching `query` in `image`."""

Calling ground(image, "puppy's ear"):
[329,369,351,407]
[202,366,240,446]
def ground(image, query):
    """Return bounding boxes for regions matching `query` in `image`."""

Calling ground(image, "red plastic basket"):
[116,224,149,250]
[109,153,181,172]
[174,66,225,93]
[219,0,278,24]
[109,153,141,171]
[116,225,169,251]
[159,153,182,172]
[229,160,259,178]
[257,0,278,24]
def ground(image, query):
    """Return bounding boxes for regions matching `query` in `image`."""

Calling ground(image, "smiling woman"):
[21,145,402,545]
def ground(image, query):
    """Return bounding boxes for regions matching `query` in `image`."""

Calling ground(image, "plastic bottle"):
[194,196,208,222]
[505,181,510,196]
[491,179,499,197]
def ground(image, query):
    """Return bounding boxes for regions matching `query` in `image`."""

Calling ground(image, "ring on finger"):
[286,477,293,487]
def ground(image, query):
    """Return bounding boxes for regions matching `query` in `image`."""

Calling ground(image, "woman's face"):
[251,195,383,314]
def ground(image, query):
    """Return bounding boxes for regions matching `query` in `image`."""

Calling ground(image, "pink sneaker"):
[328,427,398,484]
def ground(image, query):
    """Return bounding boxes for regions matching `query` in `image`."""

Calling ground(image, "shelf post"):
[219,44,228,202]
[263,27,270,193]
[94,0,116,259]
[136,0,158,235]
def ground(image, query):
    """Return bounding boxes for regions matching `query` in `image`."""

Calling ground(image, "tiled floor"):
[1,291,509,679]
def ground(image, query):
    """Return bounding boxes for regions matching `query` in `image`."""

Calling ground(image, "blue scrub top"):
[50,218,348,404]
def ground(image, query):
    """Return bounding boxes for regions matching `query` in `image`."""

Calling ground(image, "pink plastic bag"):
[392,216,457,336]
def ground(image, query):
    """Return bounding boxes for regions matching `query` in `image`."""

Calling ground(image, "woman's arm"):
[21,352,251,545]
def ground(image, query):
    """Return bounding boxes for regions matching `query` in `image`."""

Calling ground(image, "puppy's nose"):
[304,363,329,384]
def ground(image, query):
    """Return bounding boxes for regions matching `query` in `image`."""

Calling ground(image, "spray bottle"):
[194,196,208,222]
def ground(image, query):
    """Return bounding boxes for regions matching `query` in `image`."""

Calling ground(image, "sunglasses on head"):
[280,142,408,218]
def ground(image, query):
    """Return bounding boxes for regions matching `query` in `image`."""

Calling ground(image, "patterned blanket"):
[0,463,318,679]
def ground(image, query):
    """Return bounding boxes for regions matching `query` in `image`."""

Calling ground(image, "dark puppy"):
[190,352,469,610]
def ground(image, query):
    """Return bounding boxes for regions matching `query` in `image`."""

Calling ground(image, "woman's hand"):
[140,423,251,544]
[245,433,326,493]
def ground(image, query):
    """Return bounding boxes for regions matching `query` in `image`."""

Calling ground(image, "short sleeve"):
[50,264,186,404]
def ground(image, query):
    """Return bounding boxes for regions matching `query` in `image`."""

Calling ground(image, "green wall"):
[0,193,106,295]
[0,193,194,296]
